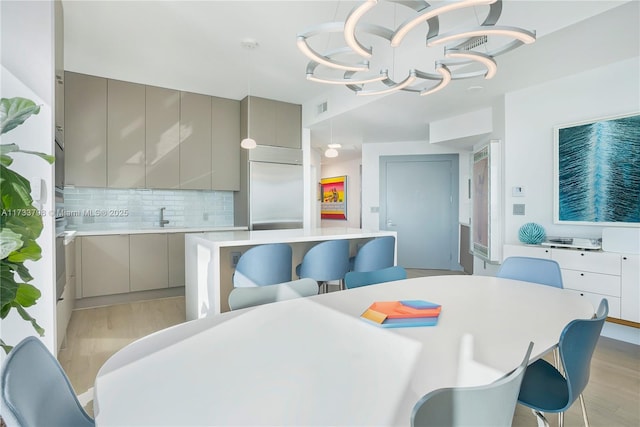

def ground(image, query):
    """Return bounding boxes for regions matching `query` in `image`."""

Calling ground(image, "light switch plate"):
[512,186,525,197]
[513,204,525,215]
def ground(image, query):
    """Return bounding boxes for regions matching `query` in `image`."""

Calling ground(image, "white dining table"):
[93,275,595,426]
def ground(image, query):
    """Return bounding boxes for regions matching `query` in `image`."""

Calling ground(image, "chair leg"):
[532,409,549,427]
[559,411,564,427]
[579,394,590,427]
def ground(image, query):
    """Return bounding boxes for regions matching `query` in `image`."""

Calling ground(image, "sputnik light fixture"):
[296,0,536,96]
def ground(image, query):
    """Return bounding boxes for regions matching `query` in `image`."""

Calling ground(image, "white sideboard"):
[503,244,639,324]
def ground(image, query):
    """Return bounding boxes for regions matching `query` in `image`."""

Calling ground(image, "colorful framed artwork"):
[320,175,347,220]
[554,112,640,225]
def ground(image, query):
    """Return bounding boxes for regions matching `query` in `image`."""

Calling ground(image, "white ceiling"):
[63,1,638,163]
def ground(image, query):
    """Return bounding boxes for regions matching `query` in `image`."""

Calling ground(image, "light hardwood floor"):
[58,270,639,426]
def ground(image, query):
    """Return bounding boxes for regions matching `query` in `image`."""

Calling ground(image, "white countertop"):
[192,227,396,247]
[69,226,247,237]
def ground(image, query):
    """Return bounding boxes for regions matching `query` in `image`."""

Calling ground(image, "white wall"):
[503,57,640,244]
[320,157,361,229]
[0,1,56,355]
[361,140,471,231]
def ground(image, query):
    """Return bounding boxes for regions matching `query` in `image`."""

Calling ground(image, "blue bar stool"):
[350,236,396,272]
[296,239,350,293]
[233,243,292,287]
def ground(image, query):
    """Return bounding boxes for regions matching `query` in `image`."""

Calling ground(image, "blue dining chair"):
[517,298,608,427]
[350,236,396,272]
[344,265,407,289]
[228,278,319,310]
[411,342,534,427]
[0,336,95,427]
[232,243,292,287]
[497,256,563,288]
[296,239,350,293]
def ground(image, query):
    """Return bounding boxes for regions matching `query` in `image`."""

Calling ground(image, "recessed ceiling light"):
[467,85,484,92]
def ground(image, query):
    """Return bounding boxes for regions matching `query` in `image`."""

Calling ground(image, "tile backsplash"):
[63,187,234,231]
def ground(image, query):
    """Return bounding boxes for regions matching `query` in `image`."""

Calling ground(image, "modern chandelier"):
[296,0,536,96]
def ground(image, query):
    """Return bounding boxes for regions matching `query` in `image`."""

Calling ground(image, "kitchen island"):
[185,228,397,319]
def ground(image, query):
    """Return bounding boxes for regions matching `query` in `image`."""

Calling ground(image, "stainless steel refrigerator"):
[249,147,303,230]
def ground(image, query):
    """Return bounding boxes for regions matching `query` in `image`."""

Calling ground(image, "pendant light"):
[241,39,258,150]
[324,120,339,158]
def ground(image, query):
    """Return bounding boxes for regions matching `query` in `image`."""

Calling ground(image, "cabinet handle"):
[580,293,584,296]
[623,256,627,260]
[580,273,584,276]
[580,253,585,256]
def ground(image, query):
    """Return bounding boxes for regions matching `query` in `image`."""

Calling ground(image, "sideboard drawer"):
[561,269,621,297]
[565,289,621,319]
[503,244,551,260]
[552,250,620,275]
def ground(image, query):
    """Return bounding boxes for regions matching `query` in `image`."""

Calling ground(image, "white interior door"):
[380,155,459,270]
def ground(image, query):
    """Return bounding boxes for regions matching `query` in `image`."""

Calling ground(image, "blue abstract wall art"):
[555,113,640,225]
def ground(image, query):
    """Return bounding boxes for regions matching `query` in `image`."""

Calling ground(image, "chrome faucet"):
[159,207,170,227]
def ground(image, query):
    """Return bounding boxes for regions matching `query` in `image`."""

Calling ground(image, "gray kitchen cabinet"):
[146,86,180,189]
[107,79,146,188]
[180,92,212,190]
[168,233,186,288]
[243,96,301,149]
[56,237,75,352]
[130,234,169,292]
[211,96,240,191]
[275,100,302,149]
[81,235,130,297]
[65,72,107,187]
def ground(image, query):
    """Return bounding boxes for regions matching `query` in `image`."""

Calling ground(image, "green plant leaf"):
[0,154,13,166]
[0,143,54,164]
[0,228,23,258]
[0,143,19,156]
[0,338,12,354]
[7,239,42,263]
[14,262,33,282]
[0,98,40,135]
[0,263,19,315]
[0,164,33,209]
[14,303,44,336]
[15,283,41,307]
[16,149,54,164]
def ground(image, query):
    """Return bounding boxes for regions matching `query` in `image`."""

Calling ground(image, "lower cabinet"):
[81,235,130,297]
[503,244,637,322]
[56,237,77,352]
[130,234,169,292]
[621,254,640,323]
[79,232,186,298]
[168,233,186,287]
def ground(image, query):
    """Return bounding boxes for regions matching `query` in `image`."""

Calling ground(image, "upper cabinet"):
[64,71,107,187]
[107,79,146,188]
[212,96,240,191]
[146,86,180,189]
[243,96,301,149]
[63,72,263,191]
[180,92,213,190]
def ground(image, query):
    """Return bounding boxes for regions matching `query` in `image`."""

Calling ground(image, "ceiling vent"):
[459,35,488,51]
[317,101,328,115]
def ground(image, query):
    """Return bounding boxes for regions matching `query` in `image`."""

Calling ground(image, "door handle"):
[387,219,396,227]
